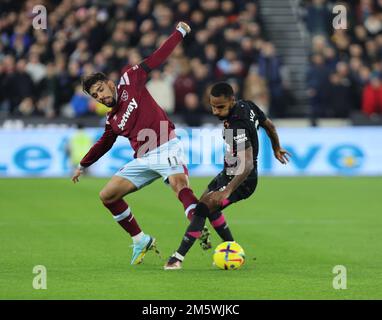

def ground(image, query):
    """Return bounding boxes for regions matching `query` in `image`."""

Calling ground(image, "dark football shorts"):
[207,170,258,209]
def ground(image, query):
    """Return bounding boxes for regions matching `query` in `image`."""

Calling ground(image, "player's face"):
[89,80,116,107]
[210,95,235,120]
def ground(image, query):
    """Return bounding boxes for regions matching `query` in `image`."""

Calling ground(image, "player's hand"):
[71,167,83,183]
[176,21,191,36]
[274,148,291,164]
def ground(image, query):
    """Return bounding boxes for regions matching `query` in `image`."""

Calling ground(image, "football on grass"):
[213,241,245,270]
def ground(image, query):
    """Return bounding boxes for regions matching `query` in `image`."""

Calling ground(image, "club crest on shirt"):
[121,90,129,101]
[223,120,229,129]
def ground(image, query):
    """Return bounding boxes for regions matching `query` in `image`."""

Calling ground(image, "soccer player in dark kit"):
[164,82,291,270]
[71,22,211,265]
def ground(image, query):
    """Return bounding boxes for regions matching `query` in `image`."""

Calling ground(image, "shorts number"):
[167,156,179,167]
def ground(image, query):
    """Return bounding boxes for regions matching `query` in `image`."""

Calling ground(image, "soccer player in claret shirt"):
[71,22,210,265]
[164,82,291,270]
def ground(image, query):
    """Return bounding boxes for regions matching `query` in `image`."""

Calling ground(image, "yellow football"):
[213,241,245,270]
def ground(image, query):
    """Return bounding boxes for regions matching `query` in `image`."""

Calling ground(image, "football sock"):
[208,211,234,241]
[103,199,142,237]
[132,231,145,244]
[178,187,198,220]
[177,202,209,257]
[168,252,184,264]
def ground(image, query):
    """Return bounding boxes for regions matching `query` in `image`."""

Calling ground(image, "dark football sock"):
[103,199,142,237]
[208,211,234,241]
[176,202,209,257]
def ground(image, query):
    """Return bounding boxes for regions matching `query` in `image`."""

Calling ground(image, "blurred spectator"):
[327,62,354,118]
[26,53,46,85]
[36,62,56,118]
[306,54,330,126]
[70,84,91,117]
[173,59,196,113]
[243,70,270,115]
[216,48,245,80]
[18,97,35,117]
[364,13,382,36]
[357,0,374,24]
[301,0,382,122]
[191,58,213,98]
[0,0,277,122]
[182,92,204,127]
[146,70,175,114]
[3,58,34,115]
[258,42,285,118]
[362,72,382,116]
[304,0,331,37]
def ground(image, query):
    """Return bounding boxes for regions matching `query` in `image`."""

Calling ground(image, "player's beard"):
[104,97,117,108]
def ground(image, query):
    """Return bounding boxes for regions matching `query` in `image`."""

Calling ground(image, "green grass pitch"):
[0,177,381,300]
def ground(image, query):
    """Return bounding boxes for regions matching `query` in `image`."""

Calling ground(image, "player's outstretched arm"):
[142,22,191,72]
[71,125,117,183]
[261,119,291,164]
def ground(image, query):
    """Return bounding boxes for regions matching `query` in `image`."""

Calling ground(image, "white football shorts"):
[115,138,188,189]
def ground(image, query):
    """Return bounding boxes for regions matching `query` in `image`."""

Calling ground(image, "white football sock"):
[132,231,145,244]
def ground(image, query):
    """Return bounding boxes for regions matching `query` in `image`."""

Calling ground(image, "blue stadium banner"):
[0,127,381,177]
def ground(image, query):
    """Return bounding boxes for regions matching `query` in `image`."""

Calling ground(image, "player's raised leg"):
[99,175,156,265]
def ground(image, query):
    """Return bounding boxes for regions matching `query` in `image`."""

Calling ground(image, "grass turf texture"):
[0,177,381,300]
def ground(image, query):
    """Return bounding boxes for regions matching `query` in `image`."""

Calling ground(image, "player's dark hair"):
[210,82,234,98]
[82,72,108,94]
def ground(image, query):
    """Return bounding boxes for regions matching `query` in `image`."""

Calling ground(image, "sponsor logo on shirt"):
[117,98,138,130]
[234,133,248,144]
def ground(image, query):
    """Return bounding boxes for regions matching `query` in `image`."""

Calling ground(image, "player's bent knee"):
[99,190,116,204]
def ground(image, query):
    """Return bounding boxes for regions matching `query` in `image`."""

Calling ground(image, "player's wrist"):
[176,26,187,37]
[176,22,190,37]
[78,164,85,173]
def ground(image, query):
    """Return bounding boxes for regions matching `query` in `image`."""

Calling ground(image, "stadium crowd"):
[302,0,382,121]
[0,0,285,125]
[2,0,382,125]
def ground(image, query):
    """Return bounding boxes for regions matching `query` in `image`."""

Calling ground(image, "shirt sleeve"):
[249,101,267,125]
[142,30,183,71]
[126,64,148,89]
[121,30,183,89]
[80,123,118,167]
